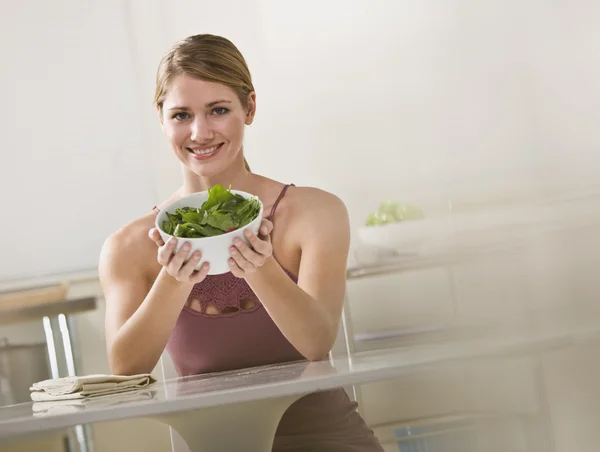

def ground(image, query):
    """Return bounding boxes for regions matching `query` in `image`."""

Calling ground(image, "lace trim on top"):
[183,261,297,318]
[184,272,261,317]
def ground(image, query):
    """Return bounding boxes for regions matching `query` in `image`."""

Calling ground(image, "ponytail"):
[244,157,251,172]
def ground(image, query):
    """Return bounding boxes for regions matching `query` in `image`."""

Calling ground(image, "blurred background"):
[1,1,600,451]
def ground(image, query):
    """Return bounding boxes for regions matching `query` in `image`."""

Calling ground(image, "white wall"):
[0,0,158,280]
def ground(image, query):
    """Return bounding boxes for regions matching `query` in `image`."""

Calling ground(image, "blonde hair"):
[154,34,253,171]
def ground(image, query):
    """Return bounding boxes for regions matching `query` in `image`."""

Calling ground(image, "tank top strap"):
[267,184,294,221]
[152,195,179,215]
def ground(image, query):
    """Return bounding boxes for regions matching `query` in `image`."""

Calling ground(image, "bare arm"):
[99,227,208,375]
[239,192,350,361]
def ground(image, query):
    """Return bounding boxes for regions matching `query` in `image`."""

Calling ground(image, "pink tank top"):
[157,184,304,376]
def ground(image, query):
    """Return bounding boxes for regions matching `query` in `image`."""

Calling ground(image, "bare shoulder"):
[98,212,159,283]
[288,186,349,226]
[284,186,350,281]
[283,186,350,250]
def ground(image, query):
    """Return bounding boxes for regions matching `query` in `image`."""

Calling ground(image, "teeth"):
[192,145,218,155]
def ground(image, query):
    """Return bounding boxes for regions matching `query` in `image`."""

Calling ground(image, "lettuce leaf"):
[365,200,423,226]
[160,184,261,238]
[203,184,235,211]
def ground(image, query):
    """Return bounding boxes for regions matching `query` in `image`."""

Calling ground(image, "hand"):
[228,219,274,278]
[148,228,210,283]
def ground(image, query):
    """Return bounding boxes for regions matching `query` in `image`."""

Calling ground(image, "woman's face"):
[160,74,255,177]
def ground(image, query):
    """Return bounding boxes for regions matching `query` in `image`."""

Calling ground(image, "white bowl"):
[155,190,264,275]
[357,220,425,255]
[357,216,452,256]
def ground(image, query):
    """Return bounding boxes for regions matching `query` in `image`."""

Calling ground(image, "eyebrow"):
[167,100,232,111]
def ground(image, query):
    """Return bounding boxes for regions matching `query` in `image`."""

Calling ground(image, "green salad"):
[365,200,423,226]
[160,184,261,238]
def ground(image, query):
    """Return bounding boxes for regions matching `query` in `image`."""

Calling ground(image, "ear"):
[245,92,256,125]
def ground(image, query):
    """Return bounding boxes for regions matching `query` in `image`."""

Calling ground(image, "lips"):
[187,143,223,160]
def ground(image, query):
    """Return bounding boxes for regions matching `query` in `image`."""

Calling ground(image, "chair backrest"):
[329,293,357,361]
[328,293,360,406]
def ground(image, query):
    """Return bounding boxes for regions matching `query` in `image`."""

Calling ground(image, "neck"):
[181,150,254,194]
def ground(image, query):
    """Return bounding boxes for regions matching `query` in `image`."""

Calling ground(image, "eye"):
[212,107,229,116]
[172,112,191,121]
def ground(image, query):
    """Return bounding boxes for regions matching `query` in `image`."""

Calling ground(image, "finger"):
[230,246,253,271]
[259,219,273,237]
[190,262,211,283]
[243,229,271,256]
[167,241,191,273]
[178,250,202,278]
[157,237,178,265]
[232,238,263,267]
[149,228,165,246]
[228,258,244,278]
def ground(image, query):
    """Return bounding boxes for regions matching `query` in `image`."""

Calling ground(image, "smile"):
[187,143,224,160]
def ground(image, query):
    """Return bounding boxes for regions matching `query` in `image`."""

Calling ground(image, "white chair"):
[329,294,363,413]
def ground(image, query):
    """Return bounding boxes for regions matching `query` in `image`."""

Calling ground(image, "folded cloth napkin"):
[32,389,158,417]
[30,374,156,402]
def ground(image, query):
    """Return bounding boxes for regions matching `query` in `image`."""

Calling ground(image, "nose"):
[190,116,214,143]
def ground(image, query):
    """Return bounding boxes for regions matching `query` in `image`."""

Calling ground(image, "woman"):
[99,33,383,451]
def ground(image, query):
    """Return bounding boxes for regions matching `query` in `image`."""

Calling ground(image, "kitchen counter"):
[0,297,97,326]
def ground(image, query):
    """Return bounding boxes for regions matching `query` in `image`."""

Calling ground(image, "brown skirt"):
[273,388,385,452]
